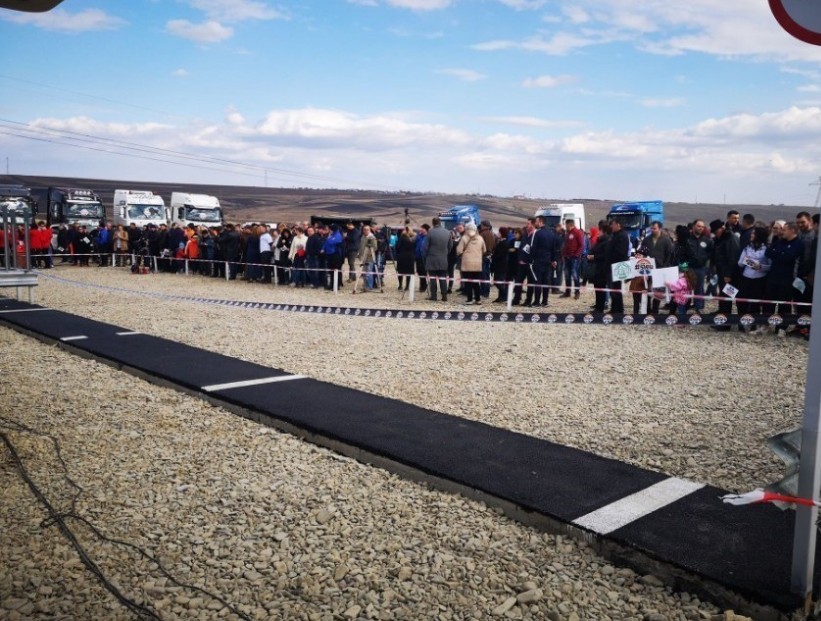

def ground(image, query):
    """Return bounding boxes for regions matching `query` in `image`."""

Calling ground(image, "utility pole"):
[810,176,821,208]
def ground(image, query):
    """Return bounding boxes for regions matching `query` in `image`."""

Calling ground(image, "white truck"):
[534,203,586,233]
[169,192,223,228]
[113,190,167,228]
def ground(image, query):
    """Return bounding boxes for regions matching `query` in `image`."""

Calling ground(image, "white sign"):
[722,284,739,299]
[651,267,679,289]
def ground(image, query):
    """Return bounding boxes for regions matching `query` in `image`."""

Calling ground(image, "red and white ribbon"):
[721,488,821,508]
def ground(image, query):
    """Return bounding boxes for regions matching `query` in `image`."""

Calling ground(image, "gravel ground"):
[0,264,810,621]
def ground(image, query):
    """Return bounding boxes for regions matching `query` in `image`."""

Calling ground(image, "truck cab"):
[534,203,586,233]
[0,185,37,227]
[113,190,167,228]
[438,204,479,231]
[169,192,223,228]
[32,187,105,231]
[606,200,664,244]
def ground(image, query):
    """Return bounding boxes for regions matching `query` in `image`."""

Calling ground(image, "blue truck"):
[438,204,480,230]
[606,200,664,244]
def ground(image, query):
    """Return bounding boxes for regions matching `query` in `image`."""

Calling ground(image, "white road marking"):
[202,374,307,392]
[0,308,49,313]
[60,335,88,342]
[116,331,142,336]
[572,477,704,535]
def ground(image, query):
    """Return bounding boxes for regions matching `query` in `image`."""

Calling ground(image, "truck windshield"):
[66,201,104,219]
[127,204,165,221]
[185,206,221,222]
[541,216,561,228]
[608,214,642,229]
[0,199,32,224]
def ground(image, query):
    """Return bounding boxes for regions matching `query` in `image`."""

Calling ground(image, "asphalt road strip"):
[572,477,705,535]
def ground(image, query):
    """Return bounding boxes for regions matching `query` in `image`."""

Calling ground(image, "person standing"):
[681,220,714,312]
[343,221,361,283]
[711,219,741,323]
[396,226,416,291]
[490,227,510,303]
[639,220,675,314]
[560,218,585,300]
[530,216,559,307]
[478,220,496,298]
[456,222,485,304]
[259,224,274,283]
[604,219,630,314]
[424,217,452,301]
[357,225,378,289]
[414,224,430,293]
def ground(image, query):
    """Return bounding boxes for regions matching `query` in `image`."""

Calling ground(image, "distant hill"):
[1,174,814,229]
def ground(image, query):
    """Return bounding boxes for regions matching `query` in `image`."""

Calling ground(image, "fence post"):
[408,275,415,303]
[333,269,339,294]
[506,281,514,311]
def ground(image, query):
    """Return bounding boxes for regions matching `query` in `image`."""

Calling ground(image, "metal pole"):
[408,275,415,303]
[791,236,821,598]
[506,281,514,311]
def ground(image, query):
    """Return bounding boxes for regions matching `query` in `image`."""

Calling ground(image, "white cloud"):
[15,105,821,204]
[798,85,821,93]
[188,0,286,23]
[256,108,471,150]
[480,116,584,129]
[476,1,821,63]
[522,74,576,88]
[562,6,590,24]
[1,8,125,33]
[436,68,487,82]
[226,108,246,125]
[640,97,686,108]
[166,19,234,43]
[172,69,190,77]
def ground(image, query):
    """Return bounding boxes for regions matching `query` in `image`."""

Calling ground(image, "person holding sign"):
[736,226,771,331]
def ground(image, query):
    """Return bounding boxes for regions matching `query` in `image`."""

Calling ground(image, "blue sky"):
[2,0,821,205]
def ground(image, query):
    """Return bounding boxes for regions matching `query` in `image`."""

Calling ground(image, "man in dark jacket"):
[682,219,714,311]
[765,222,804,313]
[528,216,559,307]
[424,217,452,301]
[219,224,241,280]
[343,221,361,283]
[711,219,741,322]
[604,219,631,314]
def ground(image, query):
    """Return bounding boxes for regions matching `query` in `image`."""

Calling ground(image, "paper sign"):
[722,284,739,299]
[631,256,656,276]
[651,267,679,289]
[794,278,807,294]
[611,261,633,281]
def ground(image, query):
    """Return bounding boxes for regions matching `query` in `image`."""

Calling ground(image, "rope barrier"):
[38,251,814,310]
[33,271,813,330]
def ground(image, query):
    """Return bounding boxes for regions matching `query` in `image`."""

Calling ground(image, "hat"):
[709,219,724,233]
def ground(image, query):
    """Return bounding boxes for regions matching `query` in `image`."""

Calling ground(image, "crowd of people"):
[3,210,818,336]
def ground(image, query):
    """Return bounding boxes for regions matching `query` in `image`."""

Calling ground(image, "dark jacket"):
[605,228,631,267]
[490,237,509,278]
[766,236,805,283]
[683,233,714,269]
[344,228,361,254]
[531,227,559,266]
[639,234,675,268]
[713,232,741,282]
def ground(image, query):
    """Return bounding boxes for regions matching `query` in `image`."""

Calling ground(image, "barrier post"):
[185,259,189,276]
[152,256,158,272]
[225,262,230,281]
[408,275,415,303]
[333,270,339,294]
[791,238,821,598]
[506,281,514,311]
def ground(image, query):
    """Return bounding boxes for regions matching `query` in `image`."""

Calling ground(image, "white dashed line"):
[116,331,142,336]
[201,375,307,393]
[572,478,704,535]
[0,308,49,313]
[60,335,88,342]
